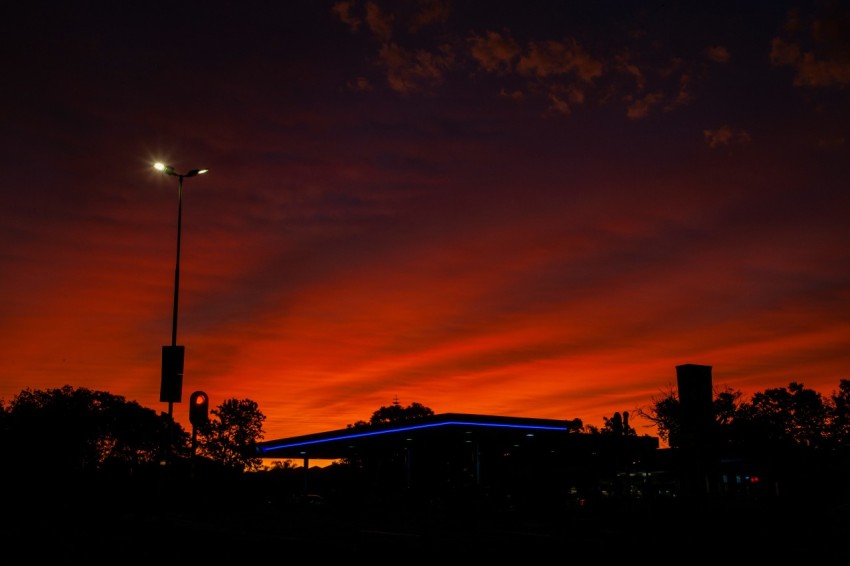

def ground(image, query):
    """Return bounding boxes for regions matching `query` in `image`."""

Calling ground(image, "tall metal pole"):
[172,174,183,349]
[154,162,207,470]
[168,175,184,426]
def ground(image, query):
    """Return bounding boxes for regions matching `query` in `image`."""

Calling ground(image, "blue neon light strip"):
[259,420,566,454]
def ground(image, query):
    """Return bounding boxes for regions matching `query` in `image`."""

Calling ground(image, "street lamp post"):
[154,162,208,466]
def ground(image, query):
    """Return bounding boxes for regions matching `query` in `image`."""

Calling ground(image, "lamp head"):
[154,162,177,176]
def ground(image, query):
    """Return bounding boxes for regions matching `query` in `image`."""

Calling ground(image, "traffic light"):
[189,390,209,426]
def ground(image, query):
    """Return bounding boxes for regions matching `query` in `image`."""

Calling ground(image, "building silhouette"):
[257,412,661,511]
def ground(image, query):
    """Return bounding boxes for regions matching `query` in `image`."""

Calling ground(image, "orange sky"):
[2,1,850,443]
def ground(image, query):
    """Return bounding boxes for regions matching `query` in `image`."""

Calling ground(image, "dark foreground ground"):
[6,491,849,562]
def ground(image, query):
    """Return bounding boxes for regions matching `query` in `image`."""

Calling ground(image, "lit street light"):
[154,162,208,466]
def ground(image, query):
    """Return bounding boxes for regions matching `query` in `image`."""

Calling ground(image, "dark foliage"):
[0,385,186,479]
[195,397,266,472]
[347,399,435,428]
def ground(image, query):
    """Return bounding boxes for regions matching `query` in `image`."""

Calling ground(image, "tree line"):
[3,378,850,482]
[637,379,850,453]
[0,385,266,482]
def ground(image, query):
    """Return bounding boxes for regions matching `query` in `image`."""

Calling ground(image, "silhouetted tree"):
[196,398,266,472]
[600,411,636,436]
[0,385,187,478]
[638,385,744,447]
[826,379,850,449]
[636,387,682,444]
[713,387,744,426]
[347,399,434,428]
[734,381,828,450]
[638,380,845,455]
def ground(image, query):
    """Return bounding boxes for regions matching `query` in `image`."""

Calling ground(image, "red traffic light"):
[189,390,209,426]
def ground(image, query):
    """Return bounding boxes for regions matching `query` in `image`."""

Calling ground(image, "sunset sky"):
[2,1,849,443]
